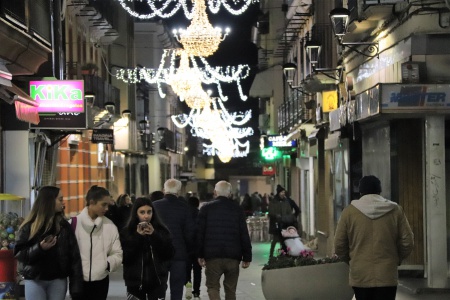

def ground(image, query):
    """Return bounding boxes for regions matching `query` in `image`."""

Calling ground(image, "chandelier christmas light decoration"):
[166,50,210,109]
[171,97,253,162]
[115,49,250,101]
[173,0,230,57]
[117,0,259,19]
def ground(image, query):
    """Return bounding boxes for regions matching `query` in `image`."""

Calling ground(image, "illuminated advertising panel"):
[30,80,87,129]
[266,135,297,148]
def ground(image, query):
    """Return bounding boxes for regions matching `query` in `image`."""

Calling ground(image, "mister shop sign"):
[30,80,86,129]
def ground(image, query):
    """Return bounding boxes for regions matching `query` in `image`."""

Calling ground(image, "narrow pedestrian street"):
[84,241,450,300]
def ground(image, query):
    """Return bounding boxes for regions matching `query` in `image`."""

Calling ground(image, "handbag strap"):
[70,216,77,232]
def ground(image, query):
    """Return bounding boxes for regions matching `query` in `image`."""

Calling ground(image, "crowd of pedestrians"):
[14,179,254,300]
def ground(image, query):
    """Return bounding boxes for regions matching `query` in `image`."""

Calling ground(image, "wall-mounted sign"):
[92,129,114,144]
[322,90,338,112]
[266,135,297,148]
[29,80,86,129]
[381,84,450,110]
[262,165,276,176]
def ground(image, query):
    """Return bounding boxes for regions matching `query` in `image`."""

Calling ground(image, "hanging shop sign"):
[266,135,297,148]
[91,129,114,144]
[30,80,87,129]
[262,165,276,176]
[261,147,281,161]
[322,90,338,112]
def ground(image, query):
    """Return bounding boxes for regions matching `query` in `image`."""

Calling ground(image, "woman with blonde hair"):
[14,186,83,300]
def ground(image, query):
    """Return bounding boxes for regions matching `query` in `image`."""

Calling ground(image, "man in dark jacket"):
[197,181,252,300]
[153,179,195,300]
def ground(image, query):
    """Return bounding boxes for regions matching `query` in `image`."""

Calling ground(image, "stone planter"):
[261,262,354,300]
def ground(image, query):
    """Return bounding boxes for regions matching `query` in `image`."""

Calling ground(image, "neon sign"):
[30,80,84,113]
[261,147,280,160]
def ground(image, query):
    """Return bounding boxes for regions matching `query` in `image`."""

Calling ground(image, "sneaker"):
[185,282,193,300]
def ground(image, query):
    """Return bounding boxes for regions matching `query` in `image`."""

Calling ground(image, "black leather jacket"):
[14,218,83,297]
[120,227,174,288]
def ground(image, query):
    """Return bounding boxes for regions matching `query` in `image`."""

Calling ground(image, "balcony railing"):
[278,91,307,133]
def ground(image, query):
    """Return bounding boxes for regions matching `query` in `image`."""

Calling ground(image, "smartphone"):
[138,222,149,229]
[43,235,54,243]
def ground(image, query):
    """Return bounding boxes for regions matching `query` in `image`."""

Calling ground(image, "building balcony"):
[0,0,52,75]
[73,0,119,45]
[345,0,406,43]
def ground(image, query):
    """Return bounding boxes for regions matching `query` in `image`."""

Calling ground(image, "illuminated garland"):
[117,0,259,19]
[115,49,251,101]
[171,97,253,162]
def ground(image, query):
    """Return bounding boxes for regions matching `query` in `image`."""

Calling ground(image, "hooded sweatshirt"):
[334,194,414,287]
[351,194,398,219]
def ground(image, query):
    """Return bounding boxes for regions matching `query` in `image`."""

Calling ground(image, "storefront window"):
[333,141,349,224]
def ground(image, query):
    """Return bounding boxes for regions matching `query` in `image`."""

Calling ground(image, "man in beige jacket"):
[334,175,414,300]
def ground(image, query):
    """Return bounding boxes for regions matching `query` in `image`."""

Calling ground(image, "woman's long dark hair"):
[126,197,168,234]
[116,193,130,207]
[20,186,62,240]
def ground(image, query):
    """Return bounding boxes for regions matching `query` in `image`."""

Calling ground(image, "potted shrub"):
[261,249,354,300]
[81,62,98,75]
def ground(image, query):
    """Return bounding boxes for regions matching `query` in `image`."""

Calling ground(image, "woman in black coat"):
[14,186,83,299]
[120,197,174,300]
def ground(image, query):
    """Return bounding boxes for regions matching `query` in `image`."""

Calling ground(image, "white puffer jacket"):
[73,207,123,281]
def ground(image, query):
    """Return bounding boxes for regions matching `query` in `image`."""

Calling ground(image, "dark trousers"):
[127,284,167,300]
[186,254,202,295]
[169,260,186,300]
[72,276,109,300]
[205,258,240,300]
[269,231,286,257]
[353,286,397,300]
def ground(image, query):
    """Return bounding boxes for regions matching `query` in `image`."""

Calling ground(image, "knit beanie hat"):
[358,175,382,195]
[276,184,285,195]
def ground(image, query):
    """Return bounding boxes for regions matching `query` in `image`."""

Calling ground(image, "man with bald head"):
[197,181,252,300]
[153,179,194,300]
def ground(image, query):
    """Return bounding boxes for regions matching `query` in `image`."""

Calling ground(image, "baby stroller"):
[281,226,309,256]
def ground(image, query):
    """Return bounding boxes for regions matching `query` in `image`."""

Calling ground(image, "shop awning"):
[0,193,25,201]
[308,127,325,140]
[249,65,282,98]
[0,82,40,125]
[287,123,316,143]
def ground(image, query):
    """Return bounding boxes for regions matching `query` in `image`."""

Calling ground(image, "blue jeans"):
[169,260,186,300]
[24,278,67,300]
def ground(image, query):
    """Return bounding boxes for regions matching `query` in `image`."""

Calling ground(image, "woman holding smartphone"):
[120,197,174,300]
[14,186,83,300]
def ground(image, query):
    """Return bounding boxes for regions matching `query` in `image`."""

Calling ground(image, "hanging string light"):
[117,0,259,20]
[173,0,230,57]
[115,49,251,101]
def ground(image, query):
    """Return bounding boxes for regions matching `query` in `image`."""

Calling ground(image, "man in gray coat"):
[334,175,414,300]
